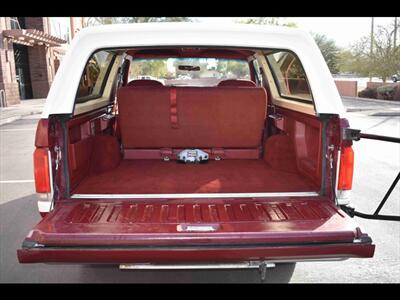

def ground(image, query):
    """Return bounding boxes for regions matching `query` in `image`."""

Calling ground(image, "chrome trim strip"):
[70,192,319,199]
[120,261,275,270]
[119,257,347,270]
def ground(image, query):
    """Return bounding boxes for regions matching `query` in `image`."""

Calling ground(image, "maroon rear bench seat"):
[117,85,267,160]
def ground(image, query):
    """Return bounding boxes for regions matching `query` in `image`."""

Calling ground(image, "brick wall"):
[334,80,358,97]
[0,82,20,106]
[24,17,46,32]
[0,17,21,105]
[23,17,53,98]
[366,82,397,89]
[27,45,51,98]
[0,17,58,103]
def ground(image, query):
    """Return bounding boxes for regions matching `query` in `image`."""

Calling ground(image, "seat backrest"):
[218,79,257,87]
[117,86,267,149]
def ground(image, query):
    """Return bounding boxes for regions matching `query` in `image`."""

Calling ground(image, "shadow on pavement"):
[0,195,295,283]
[79,263,296,283]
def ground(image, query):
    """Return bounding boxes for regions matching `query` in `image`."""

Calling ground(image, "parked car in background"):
[19,23,400,281]
[392,74,399,82]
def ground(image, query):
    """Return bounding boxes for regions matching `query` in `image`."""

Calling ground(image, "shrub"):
[393,84,400,101]
[358,87,378,99]
[377,84,397,100]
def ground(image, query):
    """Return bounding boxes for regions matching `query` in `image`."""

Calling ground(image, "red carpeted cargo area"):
[73,159,318,195]
[71,83,322,196]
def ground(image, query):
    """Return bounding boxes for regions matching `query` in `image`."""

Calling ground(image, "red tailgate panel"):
[18,197,375,263]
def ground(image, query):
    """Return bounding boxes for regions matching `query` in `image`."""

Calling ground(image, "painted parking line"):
[0,180,34,183]
[0,128,36,132]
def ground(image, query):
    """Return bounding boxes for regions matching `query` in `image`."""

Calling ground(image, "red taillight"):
[34,148,51,193]
[337,146,354,190]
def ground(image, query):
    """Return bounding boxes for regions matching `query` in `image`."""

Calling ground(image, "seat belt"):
[169,87,179,129]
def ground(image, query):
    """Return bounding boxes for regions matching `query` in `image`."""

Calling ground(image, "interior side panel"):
[66,109,116,191]
[272,106,322,186]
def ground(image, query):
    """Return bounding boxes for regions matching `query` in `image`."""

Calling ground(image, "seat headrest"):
[218,79,257,87]
[127,79,164,87]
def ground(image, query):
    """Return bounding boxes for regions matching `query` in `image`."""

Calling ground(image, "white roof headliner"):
[42,23,345,117]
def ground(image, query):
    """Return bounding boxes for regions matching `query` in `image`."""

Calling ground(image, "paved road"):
[0,110,399,283]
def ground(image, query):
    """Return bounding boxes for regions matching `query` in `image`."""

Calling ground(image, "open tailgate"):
[18,197,375,263]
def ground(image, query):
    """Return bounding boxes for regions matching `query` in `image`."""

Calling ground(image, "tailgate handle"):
[177,224,220,232]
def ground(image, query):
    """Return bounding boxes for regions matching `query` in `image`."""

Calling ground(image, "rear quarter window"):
[265,51,313,103]
[76,50,116,103]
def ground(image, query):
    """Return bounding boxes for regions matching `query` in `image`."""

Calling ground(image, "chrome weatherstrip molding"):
[120,262,276,270]
[70,192,319,199]
[119,257,347,270]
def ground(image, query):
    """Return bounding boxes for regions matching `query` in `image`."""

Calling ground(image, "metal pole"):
[374,171,400,215]
[69,17,75,40]
[0,89,6,107]
[369,17,374,82]
[394,17,398,48]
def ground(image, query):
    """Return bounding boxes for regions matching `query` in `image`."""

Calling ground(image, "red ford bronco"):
[17,23,399,280]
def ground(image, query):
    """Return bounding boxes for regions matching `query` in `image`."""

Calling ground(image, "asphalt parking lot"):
[0,101,399,283]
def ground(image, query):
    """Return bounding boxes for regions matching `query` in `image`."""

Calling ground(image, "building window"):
[49,18,71,44]
[10,17,21,29]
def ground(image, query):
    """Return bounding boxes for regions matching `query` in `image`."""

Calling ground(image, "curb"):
[346,109,400,117]
[0,115,22,126]
[0,110,42,126]
[370,112,400,117]
[342,96,400,105]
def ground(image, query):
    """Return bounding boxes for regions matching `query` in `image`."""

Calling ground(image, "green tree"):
[340,24,400,82]
[312,33,341,74]
[237,17,297,28]
[337,50,358,74]
[216,60,249,78]
[129,59,169,78]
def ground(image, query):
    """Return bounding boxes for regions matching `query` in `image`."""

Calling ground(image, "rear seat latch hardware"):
[212,148,224,160]
[177,149,209,164]
[160,148,173,162]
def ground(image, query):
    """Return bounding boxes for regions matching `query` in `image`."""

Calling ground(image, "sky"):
[50,17,397,50]
[195,17,397,49]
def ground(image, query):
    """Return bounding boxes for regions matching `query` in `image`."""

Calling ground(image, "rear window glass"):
[265,51,313,102]
[76,50,116,102]
[129,58,250,87]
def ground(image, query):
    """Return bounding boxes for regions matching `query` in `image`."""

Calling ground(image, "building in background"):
[0,17,83,106]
